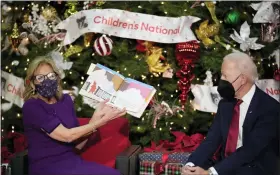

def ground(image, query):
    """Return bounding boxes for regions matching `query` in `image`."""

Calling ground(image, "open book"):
[79,63,156,118]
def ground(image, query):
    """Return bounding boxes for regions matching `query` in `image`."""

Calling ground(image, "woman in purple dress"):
[22,56,126,175]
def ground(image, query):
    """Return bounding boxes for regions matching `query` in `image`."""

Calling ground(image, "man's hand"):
[181,166,209,175]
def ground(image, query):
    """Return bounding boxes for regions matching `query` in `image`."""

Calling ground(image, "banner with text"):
[1,71,25,108]
[56,9,201,45]
[191,79,280,113]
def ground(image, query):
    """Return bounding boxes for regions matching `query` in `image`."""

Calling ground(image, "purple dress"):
[22,94,120,175]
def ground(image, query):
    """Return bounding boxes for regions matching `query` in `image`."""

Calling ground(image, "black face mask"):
[217,75,242,101]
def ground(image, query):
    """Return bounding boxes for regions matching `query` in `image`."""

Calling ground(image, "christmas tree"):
[1,1,279,146]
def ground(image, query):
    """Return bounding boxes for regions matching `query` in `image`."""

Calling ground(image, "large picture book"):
[79,63,156,118]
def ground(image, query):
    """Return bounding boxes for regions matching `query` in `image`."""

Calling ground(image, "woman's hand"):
[90,100,126,129]
[89,99,109,123]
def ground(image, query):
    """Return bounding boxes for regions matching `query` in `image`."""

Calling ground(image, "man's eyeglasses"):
[33,72,57,83]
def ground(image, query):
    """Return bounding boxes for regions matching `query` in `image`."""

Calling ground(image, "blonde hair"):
[23,56,63,101]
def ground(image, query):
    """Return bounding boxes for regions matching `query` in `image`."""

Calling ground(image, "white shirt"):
[186,85,256,175]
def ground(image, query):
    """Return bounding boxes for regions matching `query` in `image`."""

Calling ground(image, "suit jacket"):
[188,87,280,175]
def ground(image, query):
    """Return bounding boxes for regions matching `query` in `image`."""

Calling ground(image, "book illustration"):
[79,63,156,118]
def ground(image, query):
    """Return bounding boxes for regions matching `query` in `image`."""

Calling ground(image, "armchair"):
[9,117,132,175]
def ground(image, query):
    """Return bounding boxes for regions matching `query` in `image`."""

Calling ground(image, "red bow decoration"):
[274,68,280,81]
[1,146,13,163]
[143,131,204,175]
[1,131,28,163]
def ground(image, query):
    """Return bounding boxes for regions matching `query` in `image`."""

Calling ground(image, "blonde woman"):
[22,56,126,175]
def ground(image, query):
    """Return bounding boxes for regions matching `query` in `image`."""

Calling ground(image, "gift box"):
[139,161,183,175]
[116,145,142,175]
[139,152,190,165]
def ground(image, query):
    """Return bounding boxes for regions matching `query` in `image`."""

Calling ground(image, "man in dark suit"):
[182,52,280,175]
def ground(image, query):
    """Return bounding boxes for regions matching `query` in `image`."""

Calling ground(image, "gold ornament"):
[63,45,83,58]
[84,33,94,47]
[146,47,170,74]
[64,2,78,18]
[96,0,106,6]
[42,6,57,21]
[10,23,20,49]
[195,2,221,47]
[23,13,30,23]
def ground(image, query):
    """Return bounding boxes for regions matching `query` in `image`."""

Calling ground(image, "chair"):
[9,117,131,175]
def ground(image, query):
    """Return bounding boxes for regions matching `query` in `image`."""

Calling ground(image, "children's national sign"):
[56,9,200,45]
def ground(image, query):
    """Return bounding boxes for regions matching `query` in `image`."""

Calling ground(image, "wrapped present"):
[139,161,183,175]
[139,152,190,165]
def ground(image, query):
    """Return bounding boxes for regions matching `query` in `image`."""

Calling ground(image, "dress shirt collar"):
[241,84,256,105]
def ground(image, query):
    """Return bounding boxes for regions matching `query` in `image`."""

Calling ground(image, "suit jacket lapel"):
[242,87,261,134]
[221,101,236,141]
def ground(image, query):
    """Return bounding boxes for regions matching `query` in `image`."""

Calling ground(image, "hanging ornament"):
[94,35,113,56]
[162,68,174,78]
[23,13,30,23]
[10,23,20,49]
[84,33,94,47]
[261,23,279,43]
[224,10,241,25]
[42,6,58,21]
[176,40,200,108]
[64,2,78,18]
[274,68,280,81]
[64,45,83,58]
[203,70,213,87]
[195,2,221,48]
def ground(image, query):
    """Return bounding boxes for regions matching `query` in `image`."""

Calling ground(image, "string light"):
[27,58,30,62]
[2,117,4,120]
[164,11,168,14]
[15,7,18,10]
[5,66,8,70]
[138,5,142,8]
[135,54,139,58]
[80,81,84,85]
[137,126,141,130]
[69,71,72,74]
[184,127,187,130]
[24,67,27,71]
[175,90,178,93]
[77,53,81,56]
[169,127,172,130]
[268,64,270,67]
[142,117,145,121]
[128,73,131,77]
[258,62,260,65]
[170,122,174,125]
[179,114,183,118]
[157,84,160,87]
[196,78,200,80]
[63,81,66,84]
[17,113,20,117]
[12,126,14,129]
[159,128,162,131]
[9,69,11,73]
[158,92,162,96]
[184,9,187,12]
[161,2,165,4]
[81,76,84,80]
[22,7,24,10]
[124,68,127,71]
[1,129,3,132]
[171,94,173,97]
[2,96,4,99]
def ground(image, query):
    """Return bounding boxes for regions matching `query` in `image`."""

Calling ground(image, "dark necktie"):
[225,99,243,157]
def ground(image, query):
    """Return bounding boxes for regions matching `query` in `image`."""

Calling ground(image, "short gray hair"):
[223,52,258,82]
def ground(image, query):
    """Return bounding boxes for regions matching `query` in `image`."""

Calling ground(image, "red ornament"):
[274,68,280,81]
[94,35,113,56]
[175,40,200,107]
